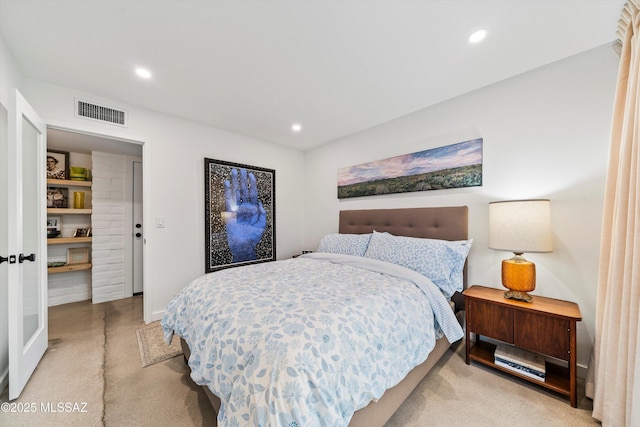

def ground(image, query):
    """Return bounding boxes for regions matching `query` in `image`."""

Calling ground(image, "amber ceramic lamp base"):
[501,254,536,303]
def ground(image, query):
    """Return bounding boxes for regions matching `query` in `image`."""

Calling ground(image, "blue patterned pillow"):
[316,233,372,256]
[363,231,472,297]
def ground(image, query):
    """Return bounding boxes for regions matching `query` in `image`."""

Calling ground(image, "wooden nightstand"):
[463,285,582,407]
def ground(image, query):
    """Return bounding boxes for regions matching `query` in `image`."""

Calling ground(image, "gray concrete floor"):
[0,296,215,426]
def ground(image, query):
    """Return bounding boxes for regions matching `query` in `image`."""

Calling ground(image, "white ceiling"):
[46,127,144,156]
[0,0,625,151]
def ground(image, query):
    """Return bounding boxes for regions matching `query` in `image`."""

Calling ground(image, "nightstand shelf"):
[468,340,571,395]
[463,285,581,407]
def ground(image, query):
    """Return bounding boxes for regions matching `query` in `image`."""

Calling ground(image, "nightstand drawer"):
[514,311,570,360]
[467,299,513,343]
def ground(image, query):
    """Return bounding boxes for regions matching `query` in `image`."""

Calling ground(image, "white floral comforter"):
[162,253,463,427]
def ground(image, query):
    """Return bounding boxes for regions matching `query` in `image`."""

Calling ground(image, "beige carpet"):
[386,342,598,427]
[136,321,182,367]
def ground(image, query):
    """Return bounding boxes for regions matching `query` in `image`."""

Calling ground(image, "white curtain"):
[589,1,640,426]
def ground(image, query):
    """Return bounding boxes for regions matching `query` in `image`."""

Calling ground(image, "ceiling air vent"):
[75,99,128,127]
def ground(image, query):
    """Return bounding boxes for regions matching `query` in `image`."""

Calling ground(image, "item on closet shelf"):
[73,191,85,209]
[47,256,66,268]
[69,166,88,181]
[47,150,69,179]
[67,247,90,265]
[47,187,68,208]
[73,228,90,238]
[47,216,62,235]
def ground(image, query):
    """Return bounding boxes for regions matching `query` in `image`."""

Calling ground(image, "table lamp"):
[489,199,553,302]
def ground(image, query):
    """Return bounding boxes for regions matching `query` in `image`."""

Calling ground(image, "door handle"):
[135,233,142,238]
[135,224,142,228]
[2,255,17,264]
[19,253,36,263]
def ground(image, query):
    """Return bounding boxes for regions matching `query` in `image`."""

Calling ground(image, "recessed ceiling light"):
[291,123,302,132]
[135,67,152,79]
[468,29,487,44]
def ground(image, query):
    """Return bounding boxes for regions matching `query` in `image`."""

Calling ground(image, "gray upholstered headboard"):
[338,206,469,301]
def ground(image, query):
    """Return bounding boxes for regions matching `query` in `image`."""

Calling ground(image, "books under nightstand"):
[494,343,546,382]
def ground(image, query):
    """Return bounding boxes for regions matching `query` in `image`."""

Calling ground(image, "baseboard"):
[0,366,8,397]
[577,363,588,380]
[151,309,165,322]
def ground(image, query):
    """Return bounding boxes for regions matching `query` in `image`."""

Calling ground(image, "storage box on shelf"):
[46,178,92,274]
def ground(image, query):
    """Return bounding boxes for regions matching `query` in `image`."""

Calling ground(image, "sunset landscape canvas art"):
[337,138,483,199]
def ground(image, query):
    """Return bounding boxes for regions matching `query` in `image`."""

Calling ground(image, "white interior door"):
[0,99,9,394]
[7,89,47,400]
[132,161,143,294]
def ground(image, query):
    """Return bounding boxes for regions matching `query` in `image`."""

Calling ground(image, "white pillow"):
[316,233,372,257]
[363,231,472,297]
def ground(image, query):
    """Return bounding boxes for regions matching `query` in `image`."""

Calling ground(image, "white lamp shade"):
[489,199,553,253]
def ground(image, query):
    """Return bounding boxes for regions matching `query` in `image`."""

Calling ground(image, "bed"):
[162,206,470,426]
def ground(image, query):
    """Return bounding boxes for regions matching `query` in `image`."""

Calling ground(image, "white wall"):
[303,44,619,371]
[0,37,22,107]
[18,79,306,323]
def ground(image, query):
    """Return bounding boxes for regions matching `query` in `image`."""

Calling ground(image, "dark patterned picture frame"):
[204,158,276,273]
[47,149,69,180]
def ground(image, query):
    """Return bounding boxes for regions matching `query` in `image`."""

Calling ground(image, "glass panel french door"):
[0,101,8,394]
[7,89,47,400]
[21,115,42,345]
